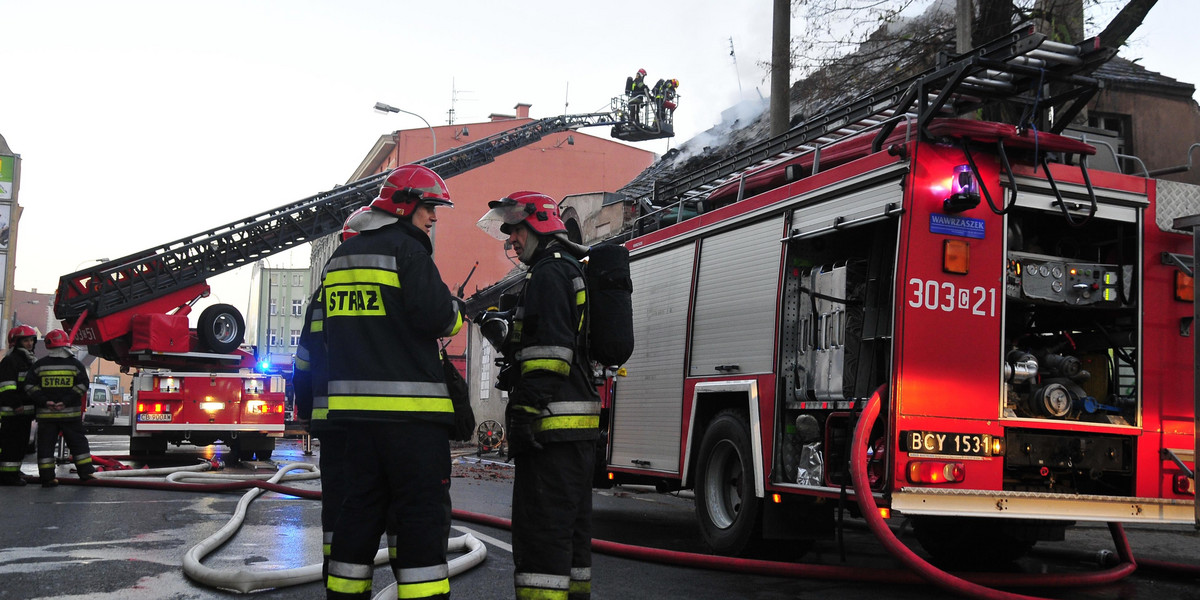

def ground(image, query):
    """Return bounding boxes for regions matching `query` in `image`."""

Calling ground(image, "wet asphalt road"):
[0,435,1197,599]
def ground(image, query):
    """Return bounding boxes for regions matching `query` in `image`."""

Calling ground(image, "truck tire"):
[197,304,245,354]
[694,409,763,556]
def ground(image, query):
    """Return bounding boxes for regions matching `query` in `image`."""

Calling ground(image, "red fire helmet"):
[43,329,72,349]
[369,164,452,218]
[7,324,38,346]
[476,191,568,240]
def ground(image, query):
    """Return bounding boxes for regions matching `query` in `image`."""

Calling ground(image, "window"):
[269,272,279,285]
[268,329,278,347]
[290,329,301,346]
[292,273,302,287]
[292,299,303,316]
[1087,112,1134,174]
[270,298,277,315]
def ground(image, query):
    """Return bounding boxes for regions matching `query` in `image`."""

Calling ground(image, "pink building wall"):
[357,104,655,359]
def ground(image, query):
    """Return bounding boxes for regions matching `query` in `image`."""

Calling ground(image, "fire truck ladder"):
[638,26,1115,216]
[54,112,630,326]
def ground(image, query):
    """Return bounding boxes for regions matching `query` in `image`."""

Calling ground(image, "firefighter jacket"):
[0,347,36,417]
[24,349,89,420]
[508,243,601,444]
[322,219,463,427]
[294,286,338,432]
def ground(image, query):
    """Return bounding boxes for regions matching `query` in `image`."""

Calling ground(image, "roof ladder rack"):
[641,26,1115,210]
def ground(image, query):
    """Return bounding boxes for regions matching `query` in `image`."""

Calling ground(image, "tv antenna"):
[729,36,744,97]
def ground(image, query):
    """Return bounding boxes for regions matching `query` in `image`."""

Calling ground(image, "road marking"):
[452,525,512,554]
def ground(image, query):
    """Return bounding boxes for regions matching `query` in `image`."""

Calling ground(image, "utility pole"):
[769,0,790,137]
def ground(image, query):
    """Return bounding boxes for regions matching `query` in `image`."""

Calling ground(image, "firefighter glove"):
[505,403,543,457]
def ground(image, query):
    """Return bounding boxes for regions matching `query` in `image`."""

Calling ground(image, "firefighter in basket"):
[477,192,601,600]
[24,329,96,487]
[0,325,40,485]
[653,77,680,122]
[321,165,465,600]
[625,68,649,125]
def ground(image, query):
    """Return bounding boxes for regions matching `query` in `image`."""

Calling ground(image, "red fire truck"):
[52,108,655,459]
[597,29,1197,561]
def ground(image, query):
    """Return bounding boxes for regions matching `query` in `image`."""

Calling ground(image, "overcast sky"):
[2,1,1196,319]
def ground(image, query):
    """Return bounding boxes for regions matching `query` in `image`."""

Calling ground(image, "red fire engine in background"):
[594,28,1197,562]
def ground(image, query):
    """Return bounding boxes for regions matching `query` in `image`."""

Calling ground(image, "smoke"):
[671,96,768,165]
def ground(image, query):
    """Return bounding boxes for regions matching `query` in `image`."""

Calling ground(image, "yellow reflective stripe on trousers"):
[569,579,591,595]
[516,588,568,600]
[326,575,372,594]
[534,414,600,432]
[327,396,454,413]
[397,578,450,599]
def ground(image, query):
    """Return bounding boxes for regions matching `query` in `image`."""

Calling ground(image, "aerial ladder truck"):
[53,107,664,459]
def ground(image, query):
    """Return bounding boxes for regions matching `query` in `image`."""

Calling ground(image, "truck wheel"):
[197,304,245,354]
[695,409,762,556]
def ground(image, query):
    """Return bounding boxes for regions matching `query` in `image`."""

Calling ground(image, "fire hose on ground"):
[41,409,1198,599]
[82,460,488,595]
[450,385,1197,597]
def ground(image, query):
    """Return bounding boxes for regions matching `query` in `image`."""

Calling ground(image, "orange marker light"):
[943,239,970,275]
[772,493,783,504]
[1176,271,1194,302]
[878,508,891,519]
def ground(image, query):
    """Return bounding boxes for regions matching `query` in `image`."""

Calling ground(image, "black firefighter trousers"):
[512,439,595,600]
[0,414,32,482]
[36,417,95,483]
[326,421,451,600]
[313,426,348,579]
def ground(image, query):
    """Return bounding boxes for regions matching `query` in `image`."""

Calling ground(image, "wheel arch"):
[682,379,764,499]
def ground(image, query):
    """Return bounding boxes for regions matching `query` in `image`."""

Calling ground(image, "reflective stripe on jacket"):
[25,356,89,419]
[0,348,35,416]
[510,247,600,443]
[322,219,462,426]
[293,287,335,427]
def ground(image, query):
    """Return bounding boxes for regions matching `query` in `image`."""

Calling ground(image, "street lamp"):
[74,257,110,271]
[374,102,437,155]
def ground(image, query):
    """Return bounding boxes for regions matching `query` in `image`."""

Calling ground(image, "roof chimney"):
[514,103,531,119]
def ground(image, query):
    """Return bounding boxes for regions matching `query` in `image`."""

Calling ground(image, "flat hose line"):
[43,433,1198,595]
[79,461,488,594]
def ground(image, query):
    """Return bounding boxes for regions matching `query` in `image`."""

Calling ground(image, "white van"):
[83,384,118,426]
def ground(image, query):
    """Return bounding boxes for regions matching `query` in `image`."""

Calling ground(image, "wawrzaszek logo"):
[930,214,985,239]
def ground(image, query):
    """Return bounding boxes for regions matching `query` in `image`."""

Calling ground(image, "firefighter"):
[476,191,601,600]
[626,68,649,125]
[322,165,463,600]
[0,325,39,485]
[24,329,96,487]
[294,207,366,580]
